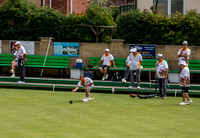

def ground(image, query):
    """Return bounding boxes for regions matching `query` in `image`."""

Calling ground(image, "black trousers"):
[158,78,167,97]
[18,58,25,82]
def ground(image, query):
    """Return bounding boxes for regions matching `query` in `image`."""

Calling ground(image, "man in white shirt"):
[179,61,192,105]
[72,75,94,102]
[177,41,190,71]
[122,49,133,83]
[96,49,116,80]
[155,54,168,99]
[14,41,27,84]
[129,48,143,89]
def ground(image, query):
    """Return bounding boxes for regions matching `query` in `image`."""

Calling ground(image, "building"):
[0,0,199,15]
[106,0,200,15]
[0,0,89,15]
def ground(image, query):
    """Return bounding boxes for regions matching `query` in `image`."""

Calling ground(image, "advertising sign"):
[54,42,79,57]
[130,44,156,59]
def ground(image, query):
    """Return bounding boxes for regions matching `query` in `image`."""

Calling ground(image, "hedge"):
[0,0,115,43]
[116,9,200,46]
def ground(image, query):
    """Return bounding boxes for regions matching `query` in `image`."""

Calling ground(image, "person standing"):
[14,41,27,84]
[129,48,143,89]
[96,49,116,80]
[179,61,193,105]
[121,49,133,83]
[177,41,191,71]
[72,75,94,102]
[155,54,169,99]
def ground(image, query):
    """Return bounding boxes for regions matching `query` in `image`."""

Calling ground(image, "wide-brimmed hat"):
[182,41,188,45]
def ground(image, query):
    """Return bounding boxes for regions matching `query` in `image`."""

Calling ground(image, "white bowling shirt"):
[156,60,169,78]
[177,47,190,65]
[101,54,114,67]
[78,77,94,87]
[180,66,190,87]
[14,45,26,60]
[129,53,143,70]
[126,54,131,67]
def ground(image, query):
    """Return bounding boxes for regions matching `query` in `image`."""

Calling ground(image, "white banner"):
[0,40,1,54]
[10,41,35,55]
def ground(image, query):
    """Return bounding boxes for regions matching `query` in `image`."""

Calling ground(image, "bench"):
[189,60,200,73]
[86,57,169,85]
[0,54,69,77]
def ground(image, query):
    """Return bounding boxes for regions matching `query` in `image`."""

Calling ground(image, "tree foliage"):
[0,0,115,43]
[116,9,200,46]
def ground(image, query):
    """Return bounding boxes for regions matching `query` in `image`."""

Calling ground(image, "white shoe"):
[10,70,14,74]
[187,100,193,105]
[17,81,25,84]
[102,75,105,81]
[179,102,187,105]
[122,78,127,83]
[128,86,132,89]
[105,74,109,79]
[137,86,140,89]
[82,97,89,102]
[11,74,15,77]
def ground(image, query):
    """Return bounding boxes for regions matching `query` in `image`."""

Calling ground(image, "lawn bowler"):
[155,54,168,99]
[179,61,192,105]
[72,75,94,102]
[128,48,143,89]
[14,41,27,84]
[177,41,190,71]
[96,49,116,80]
[121,49,133,83]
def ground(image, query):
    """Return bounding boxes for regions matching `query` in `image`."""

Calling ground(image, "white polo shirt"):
[14,45,26,60]
[180,66,190,87]
[101,54,114,67]
[78,77,94,87]
[126,54,131,67]
[129,53,143,70]
[156,60,168,78]
[177,47,190,65]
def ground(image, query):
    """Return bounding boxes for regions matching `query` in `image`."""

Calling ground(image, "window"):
[171,0,183,14]
[153,0,184,15]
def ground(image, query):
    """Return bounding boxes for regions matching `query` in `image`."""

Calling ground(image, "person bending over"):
[72,75,94,102]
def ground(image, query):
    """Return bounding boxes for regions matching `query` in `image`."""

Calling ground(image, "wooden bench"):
[0,54,69,77]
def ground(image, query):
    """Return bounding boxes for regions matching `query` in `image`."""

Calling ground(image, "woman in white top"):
[179,61,193,105]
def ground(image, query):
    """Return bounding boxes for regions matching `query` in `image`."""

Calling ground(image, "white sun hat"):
[105,49,110,52]
[15,41,21,45]
[179,61,187,66]
[132,48,137,52]
[130,48,134,52]
[157,54,163,58]
[182,41,188,45]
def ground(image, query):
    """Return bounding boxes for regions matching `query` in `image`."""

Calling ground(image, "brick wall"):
[73,0,90,15]
[30,0,41,6]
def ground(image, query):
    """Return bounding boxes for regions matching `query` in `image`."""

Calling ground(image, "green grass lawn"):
[0,88,200,138]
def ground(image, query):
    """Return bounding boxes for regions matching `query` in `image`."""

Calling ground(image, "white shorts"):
[15,60,18,67]
[85,86,93,92]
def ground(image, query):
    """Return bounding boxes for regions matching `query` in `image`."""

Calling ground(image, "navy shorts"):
[100,65,110,70]
[182,87,189,93]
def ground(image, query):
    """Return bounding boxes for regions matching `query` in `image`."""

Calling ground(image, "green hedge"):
[116,10,200,46]
[0,0,115,43]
